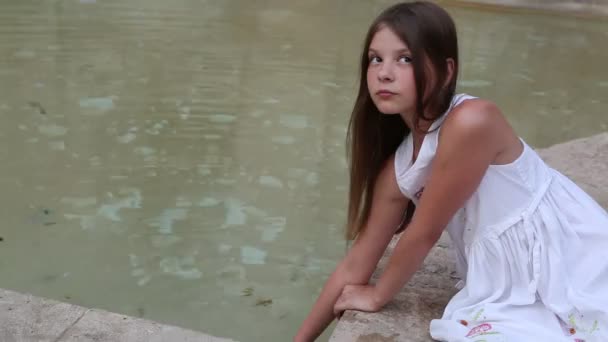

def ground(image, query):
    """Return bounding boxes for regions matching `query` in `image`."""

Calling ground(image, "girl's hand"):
[333,284,382,318]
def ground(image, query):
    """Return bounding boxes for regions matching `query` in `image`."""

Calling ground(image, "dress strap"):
[431,93,477,131]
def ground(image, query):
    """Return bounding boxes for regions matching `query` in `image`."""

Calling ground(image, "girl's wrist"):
[293,328,315,342]
[293,333,312,342]
[371,283,392,310]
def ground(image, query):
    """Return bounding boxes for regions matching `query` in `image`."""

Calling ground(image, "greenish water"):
[0,1,606,341]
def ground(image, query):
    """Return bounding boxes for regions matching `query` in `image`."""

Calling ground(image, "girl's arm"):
[294,154,409,342]
[371,100,513,307]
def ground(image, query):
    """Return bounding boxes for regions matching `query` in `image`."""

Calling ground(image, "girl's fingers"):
[333,296,345,317]
[334,307,344,319]
[333,301,341,316]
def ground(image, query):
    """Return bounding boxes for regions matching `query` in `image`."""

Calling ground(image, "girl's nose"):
[378,62,394,82]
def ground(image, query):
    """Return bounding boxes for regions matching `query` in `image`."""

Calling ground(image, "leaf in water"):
[255,298,273,307]
[28,101,46,115]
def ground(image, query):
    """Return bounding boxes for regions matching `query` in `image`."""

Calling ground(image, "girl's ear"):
[445,58,455,87]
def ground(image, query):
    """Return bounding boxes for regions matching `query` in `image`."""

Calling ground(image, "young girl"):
[295,2,608,341]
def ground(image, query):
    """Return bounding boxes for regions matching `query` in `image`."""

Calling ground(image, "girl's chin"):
[372,101,406,115]
[375,106,402,115]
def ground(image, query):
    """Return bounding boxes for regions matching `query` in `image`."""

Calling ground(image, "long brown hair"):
[345,1,459,240]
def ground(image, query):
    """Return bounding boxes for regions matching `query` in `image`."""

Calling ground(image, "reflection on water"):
[0,0,606,341]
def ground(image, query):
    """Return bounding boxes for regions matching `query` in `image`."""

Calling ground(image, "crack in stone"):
[52,309,90,342]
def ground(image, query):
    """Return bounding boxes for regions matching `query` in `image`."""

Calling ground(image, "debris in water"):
[28,101,47,115]
[241,287,254,297]
[255,298,273,307]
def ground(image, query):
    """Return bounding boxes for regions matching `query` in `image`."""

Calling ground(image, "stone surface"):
[0,288,233,342]
[330,133,608,341]
[0,288,87,342]
[539,133,608,209]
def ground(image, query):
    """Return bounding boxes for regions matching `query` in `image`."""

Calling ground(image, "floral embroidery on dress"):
[461,308,505,341]
[473,308,485,321]
[414,187,424,199]
[466,323,499,338]
[558,310,600,341]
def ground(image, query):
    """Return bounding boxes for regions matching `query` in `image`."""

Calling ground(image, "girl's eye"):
[369,56,382,64]
[399,56,413,64]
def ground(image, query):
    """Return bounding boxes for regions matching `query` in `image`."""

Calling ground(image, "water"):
[0,1,606,341]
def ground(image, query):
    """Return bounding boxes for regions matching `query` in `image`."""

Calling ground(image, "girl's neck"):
[400,113,434,163]
[400,112,434,136]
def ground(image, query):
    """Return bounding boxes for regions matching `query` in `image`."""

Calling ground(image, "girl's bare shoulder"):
[440,98,519,163]
[446,98,503,129]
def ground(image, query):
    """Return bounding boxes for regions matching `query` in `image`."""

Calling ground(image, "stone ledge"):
[0,288,234,342]
[330,132,608,342]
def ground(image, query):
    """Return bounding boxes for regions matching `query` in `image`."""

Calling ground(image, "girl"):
[295,2,608,341]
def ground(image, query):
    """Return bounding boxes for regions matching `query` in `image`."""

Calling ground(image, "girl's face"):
[366,26,417,118]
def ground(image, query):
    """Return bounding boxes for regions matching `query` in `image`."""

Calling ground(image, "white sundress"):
[394,94,608,342]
